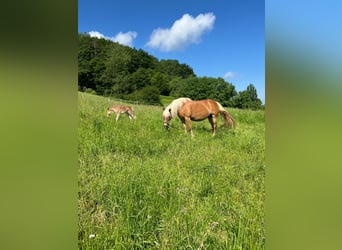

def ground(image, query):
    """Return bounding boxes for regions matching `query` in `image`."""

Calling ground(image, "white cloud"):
[88,30,137,47]
[88,31,105,39]
[146,13,215,52]
[223,71,236,79]
[111,31,137,47]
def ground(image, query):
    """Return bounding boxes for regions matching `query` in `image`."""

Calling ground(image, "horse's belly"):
[190,116,207,121]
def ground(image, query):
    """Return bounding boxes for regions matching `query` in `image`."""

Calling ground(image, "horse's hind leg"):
[208,115,217,136]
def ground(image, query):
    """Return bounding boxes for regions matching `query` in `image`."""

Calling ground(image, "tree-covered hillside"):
[78,33,263,109]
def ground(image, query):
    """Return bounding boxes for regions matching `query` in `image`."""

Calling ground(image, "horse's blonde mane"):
[163,97,192,119]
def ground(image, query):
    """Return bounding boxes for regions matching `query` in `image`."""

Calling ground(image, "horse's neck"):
[170,103,179,117]
[165,98,191,118]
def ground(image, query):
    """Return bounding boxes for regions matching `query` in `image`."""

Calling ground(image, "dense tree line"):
[78,33,263,109]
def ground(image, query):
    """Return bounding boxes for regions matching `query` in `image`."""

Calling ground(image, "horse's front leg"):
[182,122,187,133]
[180,117,187,133]
[185,117,194,137]
[116,112,121,122]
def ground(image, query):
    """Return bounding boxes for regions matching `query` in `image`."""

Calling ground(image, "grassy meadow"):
[78,92,265,249]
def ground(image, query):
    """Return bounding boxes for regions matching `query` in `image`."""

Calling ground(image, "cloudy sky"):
[79,0,265,103]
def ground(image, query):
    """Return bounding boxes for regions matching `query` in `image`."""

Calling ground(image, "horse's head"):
[106,107,113,117]
[163,108,172,129]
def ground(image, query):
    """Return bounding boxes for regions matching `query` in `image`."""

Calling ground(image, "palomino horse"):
[178,99,236,137]
[107,105,136,121]
[162,97,192,129]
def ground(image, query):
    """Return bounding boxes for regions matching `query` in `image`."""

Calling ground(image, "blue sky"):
[79,0,265,103]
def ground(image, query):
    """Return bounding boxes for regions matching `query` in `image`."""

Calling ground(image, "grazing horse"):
[178,99,236,137]
[107,105,136,121]
[162,97,192,129]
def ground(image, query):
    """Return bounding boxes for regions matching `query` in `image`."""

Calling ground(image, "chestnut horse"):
[162,97,192,129]
[107,105,136,121]
[178,99,236,137]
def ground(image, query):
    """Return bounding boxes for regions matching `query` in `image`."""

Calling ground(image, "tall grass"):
[78,92,265,249]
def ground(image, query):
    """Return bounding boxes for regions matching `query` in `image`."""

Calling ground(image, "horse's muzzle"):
[163,123,169,129]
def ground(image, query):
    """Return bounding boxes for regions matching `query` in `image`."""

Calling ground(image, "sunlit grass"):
[78,92,265,249]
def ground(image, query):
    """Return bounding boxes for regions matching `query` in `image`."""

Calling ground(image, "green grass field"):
[78,92,265,249]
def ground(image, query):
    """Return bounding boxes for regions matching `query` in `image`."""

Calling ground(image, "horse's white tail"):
[216,102,236,129]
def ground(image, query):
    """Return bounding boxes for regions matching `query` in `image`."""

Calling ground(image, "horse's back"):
[179,100,211,120]
[181,99,215,110]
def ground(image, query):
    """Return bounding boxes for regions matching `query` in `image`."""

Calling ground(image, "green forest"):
[78,33,263,110]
